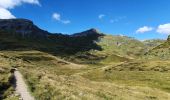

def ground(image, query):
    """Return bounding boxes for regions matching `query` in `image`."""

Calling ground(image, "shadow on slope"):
[0,29,103,55]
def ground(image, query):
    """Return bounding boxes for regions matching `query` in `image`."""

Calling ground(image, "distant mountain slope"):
[0,18,164,64]
[97,35,146,57]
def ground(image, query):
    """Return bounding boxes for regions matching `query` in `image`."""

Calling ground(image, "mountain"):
[0,19,49,38]
[0,19,103,53]
[0,18,163,65]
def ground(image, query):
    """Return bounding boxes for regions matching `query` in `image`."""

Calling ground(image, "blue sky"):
[1,0,170,40]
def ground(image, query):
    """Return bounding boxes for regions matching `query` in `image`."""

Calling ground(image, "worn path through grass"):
[14,70,35,100]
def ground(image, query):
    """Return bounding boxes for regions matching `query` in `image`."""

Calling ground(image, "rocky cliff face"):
[0,19,49,38]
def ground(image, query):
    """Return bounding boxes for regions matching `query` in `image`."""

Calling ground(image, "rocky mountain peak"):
[87,28,99,33]
[71,28,103,37]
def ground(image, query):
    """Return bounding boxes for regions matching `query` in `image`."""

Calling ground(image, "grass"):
[0,53,19,99]
[1,50,170,100]
[82,60,170,93]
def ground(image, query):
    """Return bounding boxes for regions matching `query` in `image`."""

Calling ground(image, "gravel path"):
[14,70,35,100]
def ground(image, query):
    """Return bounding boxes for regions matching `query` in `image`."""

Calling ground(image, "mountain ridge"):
[0,19,50,38]
[0,18,167,64]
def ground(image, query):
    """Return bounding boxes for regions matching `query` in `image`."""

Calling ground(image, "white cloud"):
[22,0,40,5]
[157,23,170,35]
[0,0,40,19]
[52,13,61,21]
[0,7,16,19]
[136,26,153,33]
[0,0,40,9]
[52,12,71,24]
[0,0,20,9]
[98,14,105,19]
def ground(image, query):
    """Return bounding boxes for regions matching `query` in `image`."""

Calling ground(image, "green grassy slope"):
[0,53,20,100]
[145,37,170,60]
[96,35,146,57]
[2,50,170,100]
[143,39,165,49]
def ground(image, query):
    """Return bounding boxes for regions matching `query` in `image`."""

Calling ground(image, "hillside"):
[145,37,170,59]
[0,19,166,67]
[0,30,143,65]
[0,19,142,65]
[143,39,165,51]
[72,35,147,65]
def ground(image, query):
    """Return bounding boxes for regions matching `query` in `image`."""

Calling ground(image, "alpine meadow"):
[0,0,170,100]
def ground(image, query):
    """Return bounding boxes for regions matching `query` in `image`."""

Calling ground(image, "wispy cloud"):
[136,26,153,33]
[98,14,105,20]
[0,0,40,19]
[157,23,170,35]
[110,16,126,23]
[52,12,71,24]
